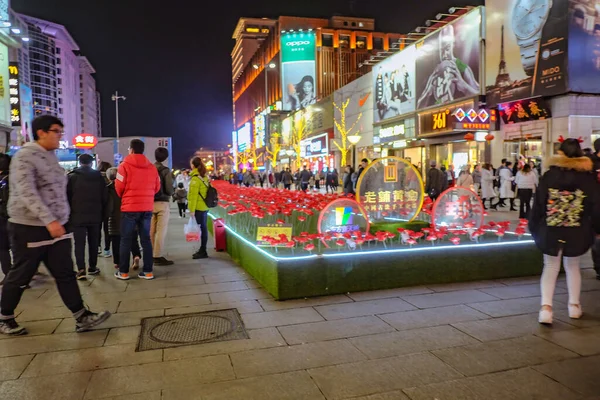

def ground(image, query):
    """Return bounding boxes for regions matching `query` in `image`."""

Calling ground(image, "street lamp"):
[111,91,126,145]
[348,134,362,168]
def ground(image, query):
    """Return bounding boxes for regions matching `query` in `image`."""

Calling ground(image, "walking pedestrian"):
[0,115,110,335]
[67,153,108,280]
[97,161,113,258]
[151,147,174,266]
[174,183,188,218]
[0,153,11,284]
[529,138,600,325]
[114,139,161,280]
[188,157,210,260]
[515,163,538,219]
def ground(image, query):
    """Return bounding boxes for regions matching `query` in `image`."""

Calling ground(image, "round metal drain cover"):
[149,315,234,344]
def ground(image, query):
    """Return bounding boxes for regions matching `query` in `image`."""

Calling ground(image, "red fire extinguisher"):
[214,218,227,252]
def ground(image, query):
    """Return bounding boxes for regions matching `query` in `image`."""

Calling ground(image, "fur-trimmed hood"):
[547,155,593,172]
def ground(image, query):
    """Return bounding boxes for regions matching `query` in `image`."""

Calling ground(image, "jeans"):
[541,253,581,307]
[151,202,170,258]
[1,223,84,317]
[111,234,141,266]
[0,217,11,276]
[194,210,208,251]
[73,223,100,272]
[518,189,533,219]
[119,212,153,274]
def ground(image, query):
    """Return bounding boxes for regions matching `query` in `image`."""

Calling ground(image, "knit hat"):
[106,167,118,181]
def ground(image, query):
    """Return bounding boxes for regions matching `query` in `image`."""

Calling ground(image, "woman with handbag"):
[491,161,516,211]
[187,157,210,260]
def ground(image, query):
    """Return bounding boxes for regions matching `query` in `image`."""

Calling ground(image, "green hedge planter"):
[210,217,543,300]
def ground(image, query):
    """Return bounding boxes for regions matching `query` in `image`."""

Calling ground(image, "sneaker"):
[97,248,103,255]
[538,308,553,325]
[192,250,209,260]
[568,304,583,319]
[0,318,27,335]
[114,271,130,280]
[153,257,174,266]
[132,256,140,271]
[75,310,111,333]
[138,272,155,280]
[102,250,112,258]
[76,270,87,281]
[88,268,100,276]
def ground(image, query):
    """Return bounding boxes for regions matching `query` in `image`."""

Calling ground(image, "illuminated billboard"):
[237,122,252,152]
[415,8,482,110]
[0,44,10,128]
[9,63,20,127]
[281,31,316,111]
[254,114,266,148]
[231,130,238,167]
[373,45,416,123]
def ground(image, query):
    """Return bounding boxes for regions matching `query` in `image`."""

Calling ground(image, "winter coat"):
[154,162,174,202]
[67,165,108,226]
[115,154,161,212]
[106,183,121,236]
[480,169,496,199]
[529,155,600,257]
[472,169,482,184]
[456,173,473,188]
[174,188,187,204]
[343,172,354,194]
[515,171,538,190]
[498,167,514,198]
[425,167,446,196]
[187,169,209,213]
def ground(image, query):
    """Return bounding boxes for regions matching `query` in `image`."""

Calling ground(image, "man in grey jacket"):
[0,115,111,335]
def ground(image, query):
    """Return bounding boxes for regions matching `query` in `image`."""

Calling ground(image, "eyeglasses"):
[46,129,64,135]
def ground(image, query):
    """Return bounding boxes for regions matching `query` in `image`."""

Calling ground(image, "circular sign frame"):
[430,187,485,229]
[317,198,371,248]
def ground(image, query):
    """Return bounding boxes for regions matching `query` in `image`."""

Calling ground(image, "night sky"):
[12,0,482,167]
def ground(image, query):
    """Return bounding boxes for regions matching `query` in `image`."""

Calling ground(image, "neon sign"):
[9,63,20,127]
[72,133,97,149]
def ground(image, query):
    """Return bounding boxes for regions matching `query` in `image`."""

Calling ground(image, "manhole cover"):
[136,308,249,352]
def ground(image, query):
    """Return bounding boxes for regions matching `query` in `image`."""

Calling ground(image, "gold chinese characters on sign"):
[8,63,20,127]
[356,156,425,222]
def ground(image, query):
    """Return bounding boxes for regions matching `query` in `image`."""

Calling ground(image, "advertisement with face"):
[569,0,600,93]
[373,46,416,123]
[415,8,482,110]
[485,0,568,106]
[281,32,316,111]
[19,84,34,143]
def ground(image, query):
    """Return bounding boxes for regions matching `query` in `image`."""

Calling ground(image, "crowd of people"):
[0,115,213,336]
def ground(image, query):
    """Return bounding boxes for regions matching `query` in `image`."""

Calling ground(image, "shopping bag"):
[184,217,200,242]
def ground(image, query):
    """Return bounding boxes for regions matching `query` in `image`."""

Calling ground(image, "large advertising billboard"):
[281,32,316,111]
[373,45,416,123]
[19,84,34,143]
[569,0,600,93]
[485,0,568,106]
[0,44,10,128]
[335,72,374,148]
[416,8,482,110]
[237,122,251,152]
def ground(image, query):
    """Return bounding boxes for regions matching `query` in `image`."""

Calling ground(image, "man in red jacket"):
[115,139,161,280]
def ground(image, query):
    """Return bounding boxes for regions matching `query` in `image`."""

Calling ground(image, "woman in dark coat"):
[529,139,600,324]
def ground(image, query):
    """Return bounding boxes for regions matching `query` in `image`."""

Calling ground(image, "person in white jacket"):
[515,163,539,219]
[480,164,497,210]
[492,161,516,211]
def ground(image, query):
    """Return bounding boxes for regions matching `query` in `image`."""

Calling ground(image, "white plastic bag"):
[184,217,200,242]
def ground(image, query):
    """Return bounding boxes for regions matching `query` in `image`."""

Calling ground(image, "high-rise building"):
[78,56,98,135]
[20,15,82,143]
[96,91,102,137]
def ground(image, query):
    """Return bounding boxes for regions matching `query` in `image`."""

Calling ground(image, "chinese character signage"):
[356,157,425,222]
[72,133,98,149]
[499,97,551,124]
[415,8,482,110]
[8,63,20,127]
[485,0,568,106]
[281,31,316,111]
[419,100,495,137]
[431,187,485,230]
[318,198,370,239]
[373,45,416,123]
[256,223,293,247]
[300,132,328,158]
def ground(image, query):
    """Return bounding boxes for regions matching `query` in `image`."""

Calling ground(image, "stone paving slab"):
[378,304,489,331]
[401,290,498,309]
[533,355,600,397]
[314,298,415,320]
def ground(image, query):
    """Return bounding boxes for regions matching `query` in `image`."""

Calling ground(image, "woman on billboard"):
[288,75,316,110]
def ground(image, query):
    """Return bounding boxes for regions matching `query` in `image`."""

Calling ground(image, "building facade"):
[78,56,98,136]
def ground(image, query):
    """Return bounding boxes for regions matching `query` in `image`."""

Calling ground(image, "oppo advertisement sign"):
[281,32,316,111]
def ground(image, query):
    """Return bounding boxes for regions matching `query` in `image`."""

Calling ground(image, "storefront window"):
[504,139,543,166]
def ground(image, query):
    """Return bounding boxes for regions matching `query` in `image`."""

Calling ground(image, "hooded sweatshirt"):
[8,142,69,227]
[115,153,161,212]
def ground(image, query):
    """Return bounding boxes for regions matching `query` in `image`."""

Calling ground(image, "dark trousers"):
[301,182,308,192]
[111,234,141,266]
[73,224,100,272]
[284,184,291,190]
[518,189,533,219]
[0,217,11,276]
[1,223,84,317]
[177,203,187,217]
[119,212,153,274]
[100,218,110,251]
[315,180,320,190]
[592,238,600,277]
[194,210,209,251]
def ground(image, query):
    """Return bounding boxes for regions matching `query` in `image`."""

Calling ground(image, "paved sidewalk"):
[0,210,599,399]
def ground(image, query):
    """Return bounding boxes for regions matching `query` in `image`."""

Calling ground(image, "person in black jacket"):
[343,165,355,195]
[425,160,447,201]
[529,139,600,325]
[0,153,10,283]
[588,138,600,280]
[67,154,108,280]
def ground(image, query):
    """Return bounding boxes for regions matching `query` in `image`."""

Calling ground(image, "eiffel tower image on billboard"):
[495,25,512,88]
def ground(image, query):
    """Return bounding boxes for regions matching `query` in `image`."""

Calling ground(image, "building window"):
[373,37,383,50]
[59,98,62,105]
[351,22,356,27]
[357,36,367,49]
[59,108,63,114]
[56,47,60,54]
[58,78,62,84]
[340,35,350,49]
[322,34,333,47]
[57,68,61,75]
[56,58,61,64]
[343,21,348,26]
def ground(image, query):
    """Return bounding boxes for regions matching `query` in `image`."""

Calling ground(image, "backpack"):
[0,176,8,219]
[198,177,218,208]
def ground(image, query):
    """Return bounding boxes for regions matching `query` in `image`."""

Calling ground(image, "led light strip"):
[208,213,536,263]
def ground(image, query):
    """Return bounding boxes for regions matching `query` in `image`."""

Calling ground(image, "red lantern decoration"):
[484,133,495,144]
[464,133,475,141]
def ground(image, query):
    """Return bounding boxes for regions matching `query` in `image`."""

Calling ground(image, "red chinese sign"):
[73,133,98,149]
